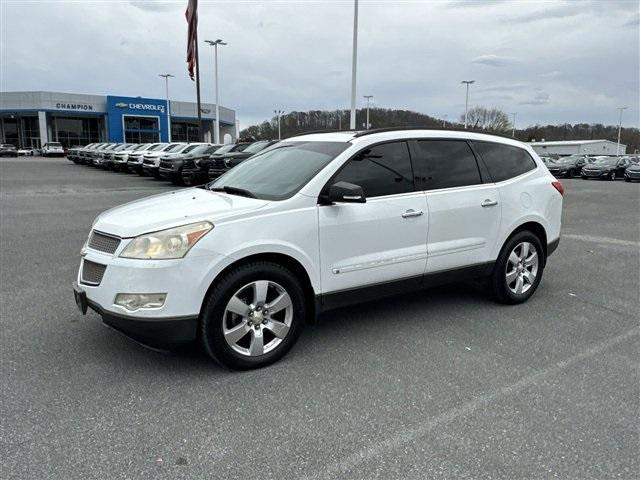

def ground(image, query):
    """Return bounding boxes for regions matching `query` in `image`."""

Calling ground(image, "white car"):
[41,142,65,157]
[73,129,563,369]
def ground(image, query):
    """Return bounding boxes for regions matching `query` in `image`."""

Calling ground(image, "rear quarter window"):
[473,142,537,183]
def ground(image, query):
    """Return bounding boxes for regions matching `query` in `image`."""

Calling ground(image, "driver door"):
[318,141,428,294]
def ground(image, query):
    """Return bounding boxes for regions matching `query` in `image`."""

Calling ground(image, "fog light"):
[114,293,166,311]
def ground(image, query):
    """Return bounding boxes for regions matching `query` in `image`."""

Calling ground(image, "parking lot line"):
[305,325,640,480]
[562,233,640,248]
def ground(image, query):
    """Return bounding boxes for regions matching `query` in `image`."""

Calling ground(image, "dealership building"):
[0,91,237,148]
[528,139,627,156]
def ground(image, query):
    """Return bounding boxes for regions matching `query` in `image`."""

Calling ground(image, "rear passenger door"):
[411,139,501,273]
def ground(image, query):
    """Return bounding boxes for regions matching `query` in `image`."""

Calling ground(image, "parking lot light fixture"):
[363,95,373,129]
[274,110,285,140]
[461,80,475,129]
[511,112,517,138]
[616,106,628,156]
[205,39,227,144]
[159,74,174,142]
[349,0,359,130]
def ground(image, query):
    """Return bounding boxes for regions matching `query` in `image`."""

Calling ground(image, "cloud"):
[520,92,551,106]
[129,1,182,12]
[538,71,562,78]
[0,0,637,129]
[471,54,519,67]
[624,13,640,27]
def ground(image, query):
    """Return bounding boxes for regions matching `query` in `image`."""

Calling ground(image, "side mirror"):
[328,181,366,203]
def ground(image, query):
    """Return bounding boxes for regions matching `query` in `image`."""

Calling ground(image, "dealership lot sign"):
[55,103,95,111]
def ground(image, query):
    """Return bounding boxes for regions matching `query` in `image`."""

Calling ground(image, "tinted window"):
[473,142,537,182]
[210,141,350,201]
[332,142,414,197]
[414,140,481,189]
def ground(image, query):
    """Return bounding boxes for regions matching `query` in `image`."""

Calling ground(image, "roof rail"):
[288,129,358,138]
[352,125,518,140]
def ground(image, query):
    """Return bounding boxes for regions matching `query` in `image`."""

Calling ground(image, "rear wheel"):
[490,231,545,304]
[566,168,574,178]
[200,262,305,369]
[610,171,616,181]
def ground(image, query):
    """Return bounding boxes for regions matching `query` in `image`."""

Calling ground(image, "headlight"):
[120,221,213,259]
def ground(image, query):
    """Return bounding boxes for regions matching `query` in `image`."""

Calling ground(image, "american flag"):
[185,0,198,81]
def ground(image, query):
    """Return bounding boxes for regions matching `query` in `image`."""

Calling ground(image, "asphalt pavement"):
[1,157,638,479]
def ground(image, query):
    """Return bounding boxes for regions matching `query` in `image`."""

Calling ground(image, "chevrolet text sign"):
[106,95,169,142]
[115,101,165,114]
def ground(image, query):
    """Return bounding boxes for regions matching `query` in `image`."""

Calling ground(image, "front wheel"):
[489,231,545,304]
[566,169,574,178]
[610,171,616,181]
[200,262,305,369]
[625,177,631,182]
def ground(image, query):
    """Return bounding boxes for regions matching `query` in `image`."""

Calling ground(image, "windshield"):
[162,143,183,152]
[147,143,165,152]
[181,144,201,154]
[593,158,617,166]
[208,141,350,200]
[213,144,236,155]
[555,156,580,164]
[46,142,62,147]
[243,141,272,154]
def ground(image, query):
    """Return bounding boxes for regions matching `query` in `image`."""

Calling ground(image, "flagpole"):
[194,29,203,141]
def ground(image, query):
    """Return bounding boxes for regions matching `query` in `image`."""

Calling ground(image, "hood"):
[93,188,269,238]
[584,164,613,171]
[626,164,640,171]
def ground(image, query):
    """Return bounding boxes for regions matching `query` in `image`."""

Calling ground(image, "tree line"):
[240,107,639,153]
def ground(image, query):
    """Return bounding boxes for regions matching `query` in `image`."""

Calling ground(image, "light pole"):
[442,115,448,128]
[159,74,174,141]
[461,80,475,129]
[616,106,628,156]
[363,95,373,129]
[349,0,359,130]
[510,112,517,137]
[274,109,285,140]
[204,39,227,144]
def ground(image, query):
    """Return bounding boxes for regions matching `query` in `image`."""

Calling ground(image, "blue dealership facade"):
[0,91,237,148]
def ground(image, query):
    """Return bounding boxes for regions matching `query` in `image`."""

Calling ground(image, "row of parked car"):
[66,140,278,185]
[539,154,640,182]
[0,142,66,157]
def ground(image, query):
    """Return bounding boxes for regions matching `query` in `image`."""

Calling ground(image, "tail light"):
[552,180,564,196]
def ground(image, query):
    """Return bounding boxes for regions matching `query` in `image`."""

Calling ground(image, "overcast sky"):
[1,0,638,129]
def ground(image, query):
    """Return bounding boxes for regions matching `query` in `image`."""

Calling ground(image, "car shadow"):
[80,280,494,376]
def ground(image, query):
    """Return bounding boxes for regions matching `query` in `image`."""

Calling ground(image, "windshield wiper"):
[208,185,256,198]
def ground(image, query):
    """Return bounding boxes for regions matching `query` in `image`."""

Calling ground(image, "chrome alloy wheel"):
[505,241,539,295]
[222,280,293,357]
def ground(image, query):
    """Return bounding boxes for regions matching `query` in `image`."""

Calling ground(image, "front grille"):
[143,159,155,165]
[183,159,195,169]
[627,171,640,178]
[160,160,173,169]
[81,260,107,286]
[88,231,121,254]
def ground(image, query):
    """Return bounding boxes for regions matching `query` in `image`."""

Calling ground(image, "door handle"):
[402,209,424,218]
[481,199,498,207]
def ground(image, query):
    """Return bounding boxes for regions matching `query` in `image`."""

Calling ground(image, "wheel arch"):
[200,252,318,325]
[502,221,548,261]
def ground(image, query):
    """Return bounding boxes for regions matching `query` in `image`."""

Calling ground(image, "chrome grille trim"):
[81,260,107,286]
[88,231,121,254]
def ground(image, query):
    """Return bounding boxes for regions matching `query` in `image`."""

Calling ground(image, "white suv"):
[73,129,563,369]
[41,142,65,157]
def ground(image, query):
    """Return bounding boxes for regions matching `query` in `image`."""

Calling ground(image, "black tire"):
[200,261,305,370]
[183,174,193,186]
[566,169,574,178]
[489,230,545,305]
[625,177,631,182]
[610,171,616,181]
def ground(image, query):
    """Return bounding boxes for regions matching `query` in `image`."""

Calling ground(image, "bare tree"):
[461,106,511,133]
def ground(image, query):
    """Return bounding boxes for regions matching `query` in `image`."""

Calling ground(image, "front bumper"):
[74,282,197,349]
[581,170,608,178]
